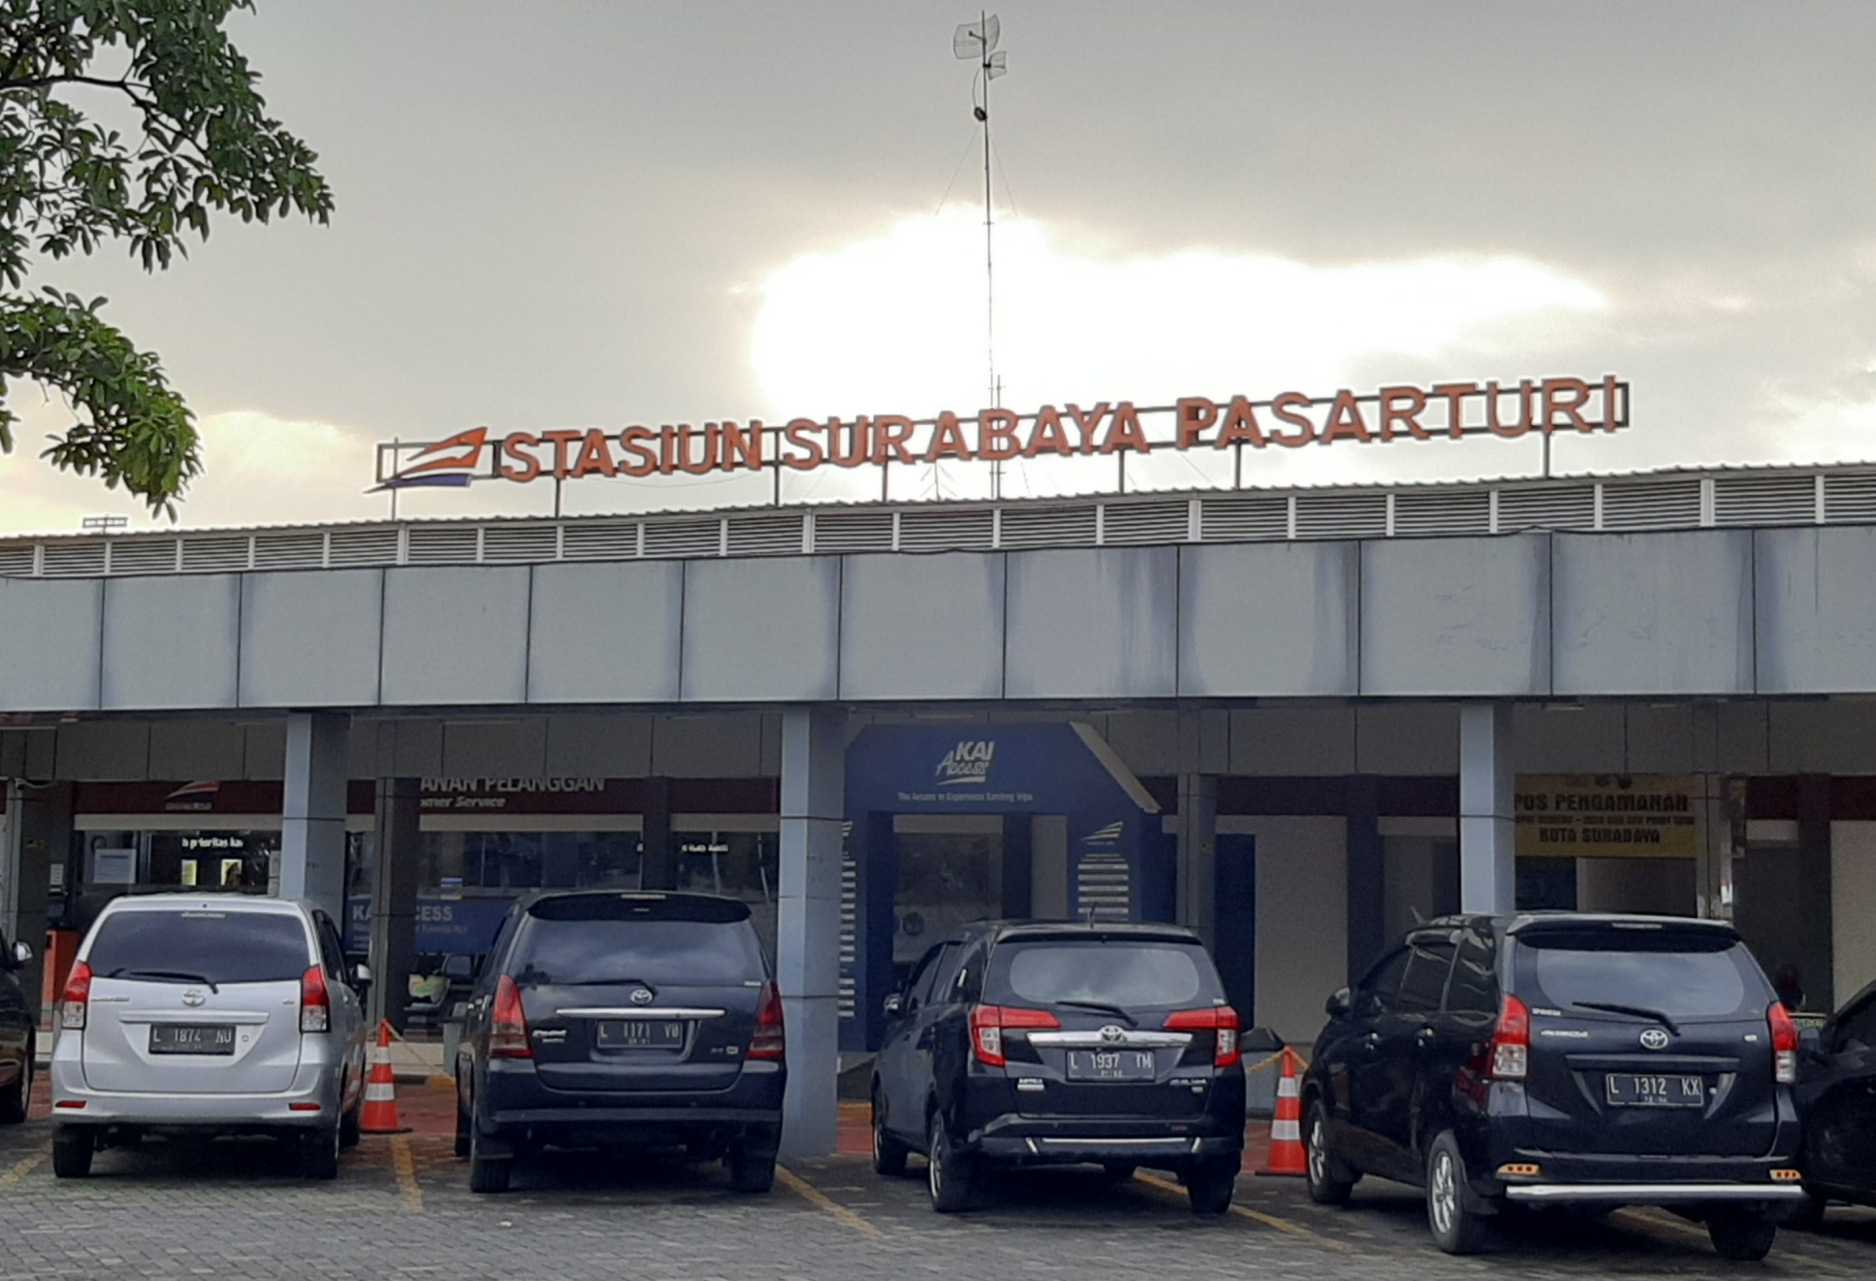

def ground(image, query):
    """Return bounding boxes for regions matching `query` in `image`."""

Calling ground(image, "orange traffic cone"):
[358,1020,409,1134]
[1257,1046,1306,1176]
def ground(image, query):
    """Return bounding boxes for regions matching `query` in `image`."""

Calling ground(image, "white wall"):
[1832,822,1876,1003]
[1225,816,1348,1045]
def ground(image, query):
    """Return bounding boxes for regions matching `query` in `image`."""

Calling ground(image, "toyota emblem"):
[1639,1027,1671,1051]
[182,989,206,1008]
[1099,1025,1125,1044]
[631,988,654,1006]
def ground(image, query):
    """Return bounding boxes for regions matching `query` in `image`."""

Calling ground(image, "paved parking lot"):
[0,1108,1872,1281]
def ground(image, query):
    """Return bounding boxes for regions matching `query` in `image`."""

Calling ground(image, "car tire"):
[927,1112,975,1214]
[1100,1162,1137,1185]
[1708,1210,1777,1261]
[300,1125,341,1180]
[1304,1101,1355,1206]
[468,1118,511,1194]
[0,1057,29,1125]
[872,1088,908,1177]
[1425,1131,1485,1255]
[729,1138,777,1194]
[339,1100,361,1151]
[1186,1157,1237,1215]
[52,1127,93,1179]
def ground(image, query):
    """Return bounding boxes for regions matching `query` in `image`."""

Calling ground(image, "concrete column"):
[1175,773,1218,947]
[279,713,349,920]
[369,778,422,1032]
[1459,704,1516,913]
[776,706,845,1160]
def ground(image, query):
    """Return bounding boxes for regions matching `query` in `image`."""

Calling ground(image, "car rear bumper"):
[478,1058,784,1141]
[975,1132,1240,1164]
[50,1037,344,1129]
[1504,1182,1808,1204]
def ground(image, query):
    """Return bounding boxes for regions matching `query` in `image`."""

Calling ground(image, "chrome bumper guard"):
[1504,1182,1808,1203]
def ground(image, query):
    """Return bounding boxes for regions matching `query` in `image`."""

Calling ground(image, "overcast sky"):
[5,1,1876,533]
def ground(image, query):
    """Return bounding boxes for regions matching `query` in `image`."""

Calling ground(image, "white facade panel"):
[380,567,530,706]
[528,562,682,703]
[1360,535,1550,696]
[239,569,382,707]
[101,574,239,710]
[1551,530,1753,696]
[1005,548,1177,699]
[1756,527,1876,694]
[0,578,101,711]
[681,558,839,702]
[1178,543,1357,697]
[839,553,1003,700]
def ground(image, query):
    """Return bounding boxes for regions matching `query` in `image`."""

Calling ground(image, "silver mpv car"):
[51,895,370,1179]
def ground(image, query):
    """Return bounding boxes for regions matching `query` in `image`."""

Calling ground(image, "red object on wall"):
[41,929,79,1029]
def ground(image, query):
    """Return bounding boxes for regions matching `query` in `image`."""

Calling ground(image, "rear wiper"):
[105,968,220,994]
[1052,1000,1136,1026]
[1570,1001,1678,1036]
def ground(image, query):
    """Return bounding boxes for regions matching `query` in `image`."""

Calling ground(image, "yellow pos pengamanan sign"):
[1515,775,1700,859]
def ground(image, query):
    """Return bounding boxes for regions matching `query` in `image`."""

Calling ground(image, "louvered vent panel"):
[1824,474,1876,523]
[1075,851,1132,922]
[108,539,179,574]
[1103,500,1188,545]
[1394,489,1489,537]
[180,536,249,572]
[837,851,858,1021]
[812,511,892,554]
[562,522,639,560]
[407,526,478,564]
[482,525,558,563]
[327,528,400,567]
[0,545,35,576]
[642,517,721,559]
[1295,492,1386,539]
[1714,475,1815,527]
[1000,504,1096,549]
[1601,479,1700,531]
[899,508,994,552]
[41,542,105,577]
[727,512,804,556]
[253,532,325,568]
[1497,485,1594,531]
[1200,494,1286,541]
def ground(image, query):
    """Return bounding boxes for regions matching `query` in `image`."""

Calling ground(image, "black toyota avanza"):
[1302,914,1805,1259]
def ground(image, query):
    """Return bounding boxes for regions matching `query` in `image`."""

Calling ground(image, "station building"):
[5,458,1876,1155]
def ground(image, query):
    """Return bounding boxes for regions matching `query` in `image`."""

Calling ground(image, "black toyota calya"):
[1302,913,1805,1259]
[870,920,1246,1214]
[455,891,785,1194]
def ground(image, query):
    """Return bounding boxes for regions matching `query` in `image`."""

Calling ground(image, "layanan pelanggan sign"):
[375,375,1626,489]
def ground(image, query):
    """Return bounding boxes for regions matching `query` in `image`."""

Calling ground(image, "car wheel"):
[1425,1131,1484,1255]
[0,1058,28,1125]
[1099,1162,1137,1185]
[52,1127,93,1179]
[927,1112,975,1214]
[871,1087,908,1177]
[1304,1101,1355,1206]
[729,1136,777,1194]
[1708,1210,1777,1261]
[300,1125,340,1180]
[1186,1157,1237,1215]
[468,1116,511,1194]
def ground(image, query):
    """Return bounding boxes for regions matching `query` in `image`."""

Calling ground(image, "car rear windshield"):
[988,940,1216,1009]
[511,894,764,986]
[1515,927,1760,1020]
[87,909,310,986]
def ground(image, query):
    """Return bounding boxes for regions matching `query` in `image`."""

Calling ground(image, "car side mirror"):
[441,954,474,981]
[882,993,904,1019]
[1326,987,1353,1018]
[1799,1025,1823,1056]
[8,941,29,968]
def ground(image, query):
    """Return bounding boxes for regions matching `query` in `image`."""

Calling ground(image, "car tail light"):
[1163,1006,1242,1067]
[489,973,532,1058]
[1488,993,1530,1080]
[749,980,786,1060]
[968,1005,1060,1067]
[299,965,330,1034]
[60,961,91,1031]
[1767,1001,1798,1085]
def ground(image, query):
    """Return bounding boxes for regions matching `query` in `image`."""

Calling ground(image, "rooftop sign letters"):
[374,376,1628,491]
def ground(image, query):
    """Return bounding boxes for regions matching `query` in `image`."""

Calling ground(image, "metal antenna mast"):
[954,14,1007,486]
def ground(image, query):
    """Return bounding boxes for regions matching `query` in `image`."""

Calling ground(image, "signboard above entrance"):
[1515,774,1699,859]
[373,375,1628,493]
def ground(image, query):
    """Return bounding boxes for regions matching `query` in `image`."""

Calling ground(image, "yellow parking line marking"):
[1133,1171,1347,1249]
[776,1165,883,1238]
[1619,1209,1854,1275]
[0,1143,48,1187]
[391,1136,424,1214]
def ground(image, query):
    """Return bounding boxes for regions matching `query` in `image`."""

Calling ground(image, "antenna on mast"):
[954,12,1007,493]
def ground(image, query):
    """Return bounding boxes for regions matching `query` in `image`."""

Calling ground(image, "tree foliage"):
[0,1,330,515]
